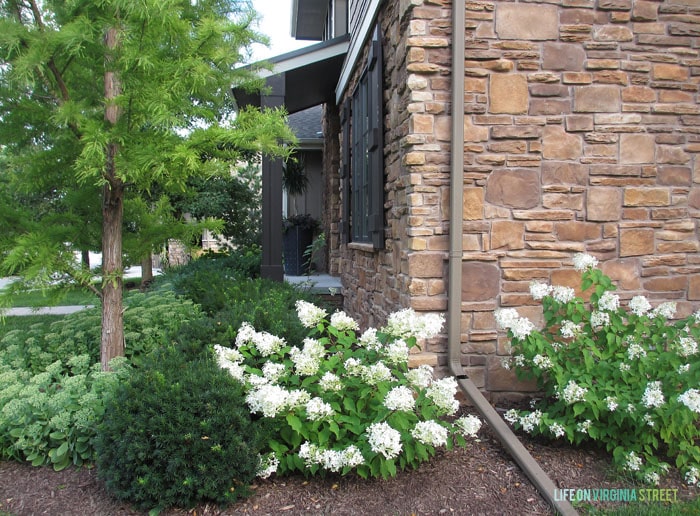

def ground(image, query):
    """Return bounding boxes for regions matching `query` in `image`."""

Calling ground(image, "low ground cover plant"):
[213,301,483,480]
[496,253,700,486]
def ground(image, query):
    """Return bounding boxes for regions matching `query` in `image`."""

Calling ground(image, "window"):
[341,24,384,249]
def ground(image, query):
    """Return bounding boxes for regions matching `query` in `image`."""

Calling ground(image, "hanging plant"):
[283,153,308,196]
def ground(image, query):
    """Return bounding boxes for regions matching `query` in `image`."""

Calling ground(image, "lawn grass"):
[582,493,699,515]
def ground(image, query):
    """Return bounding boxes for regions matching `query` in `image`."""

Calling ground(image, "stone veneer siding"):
[330,0,700,401]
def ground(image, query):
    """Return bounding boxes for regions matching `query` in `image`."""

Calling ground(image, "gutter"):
[447,2,577,515]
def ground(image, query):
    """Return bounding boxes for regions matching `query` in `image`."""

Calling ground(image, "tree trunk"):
[140,253,153,289]
[101,24,124,371]
[81,250,90,269]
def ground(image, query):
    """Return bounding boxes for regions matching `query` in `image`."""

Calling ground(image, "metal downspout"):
[447,1,577,514]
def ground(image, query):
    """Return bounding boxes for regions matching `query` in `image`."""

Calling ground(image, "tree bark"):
[101,24,125,371]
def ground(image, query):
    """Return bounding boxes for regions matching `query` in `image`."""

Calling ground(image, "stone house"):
[239,0,700,400]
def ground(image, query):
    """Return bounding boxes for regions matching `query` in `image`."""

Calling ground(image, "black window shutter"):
[340,99,351,245]
[368,25,384,250]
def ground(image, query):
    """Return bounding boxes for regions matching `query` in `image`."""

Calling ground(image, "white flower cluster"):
[685,466,699,486]
[678,363,691,374]
[382,339,410,365]
[577,419,592,434]
[383,309,445,340]
[406,364,434,389]
[295,300,328,328]
[529,281,551,300]
[454,415,482,437]
[494,308,535,341]
[262,362,286,383]
[289,338,326,376]
[246,384,294,418]
[642,381,665,409]
[299,442,365,472]
[520,410,543,433]
[573,253,598,272]
[677,337,698,357]
[256,453,279,479]
[236,322,286,357]
[549,422,566,438]
[319,371,343,392]
[644,414,655,427]
[366,422,403,459]
[551,286,576,304]
[358,328,382,350]
[213,344,245,382]
[532,354,553,370]
[629,295,652,316]
[605,396,618,412]
[590,311,610,328]
[560,380,588,405]
[330,311,360,332]
[627,341,647,360]
[343,358,394,385]
[383,385,416,412]
[644,471,660,485]
[625,451,642,472]
[305,397,335,421]
[425,377,460,415]
[598,291,620,312]
[678,388,700,414]
[411,420,448,447]
[651,301,676,320]
[560,320,582,339]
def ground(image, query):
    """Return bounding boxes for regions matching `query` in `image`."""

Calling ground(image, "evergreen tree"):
[0,0,294,369]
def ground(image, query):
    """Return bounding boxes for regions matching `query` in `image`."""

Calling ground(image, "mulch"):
[1,424,697,516]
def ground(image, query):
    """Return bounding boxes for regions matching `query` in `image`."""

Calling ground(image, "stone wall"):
[333,0,700,399]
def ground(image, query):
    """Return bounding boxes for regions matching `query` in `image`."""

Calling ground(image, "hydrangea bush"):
[496,253,700,486]
[214,302,482,479]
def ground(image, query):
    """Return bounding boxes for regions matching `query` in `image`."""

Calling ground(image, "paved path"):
[3,305,96,316]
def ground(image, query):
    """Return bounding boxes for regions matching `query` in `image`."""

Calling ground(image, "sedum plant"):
[213,302,482,480]
[496,253,700,486]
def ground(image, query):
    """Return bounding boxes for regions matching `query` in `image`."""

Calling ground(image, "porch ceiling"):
[233,35,349,114]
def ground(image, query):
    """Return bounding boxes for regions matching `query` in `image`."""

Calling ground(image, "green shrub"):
[213,302,482,480]
[95,347,270,512]
[497,253,700,486]
[0,355,132,469]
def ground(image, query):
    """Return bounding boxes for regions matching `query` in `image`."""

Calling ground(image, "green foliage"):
[213,303,483,480]
[0,355,132,470]
[0,287,203,372]
[95,347,270,511]
[497,253,700,487]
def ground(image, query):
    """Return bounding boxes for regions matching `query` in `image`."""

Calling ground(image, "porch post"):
[261,74,285,281]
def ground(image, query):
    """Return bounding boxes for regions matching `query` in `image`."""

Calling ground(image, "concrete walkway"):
[3,305,96,316]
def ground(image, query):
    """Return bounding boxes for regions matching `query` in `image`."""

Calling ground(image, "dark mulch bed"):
[1,424,697,516]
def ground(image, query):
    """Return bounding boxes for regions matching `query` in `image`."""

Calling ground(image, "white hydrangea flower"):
[360,361,394,385]
[252,331,286,357]
[305,397,335,421]
[627,403,636,413]
[627,342,647,360]
[298,441,321,467]
[213,345,246,382]
[529,281,552,300]
[246,384,289,418]
[551,286,576,304]
[235,322,257,347]
[532,354,553,370]
[358,327,381,350]
[573,253,598,272]
[262,362,287,383]
[383,385,416,412]
[549,422,566,438]
[678,364,691,374]
[383,309,445,340]
[644,471,660,485]
[598,291,620,312]
[642,381,665,409]
[644,413,655,427]
[382,339,410,365]
[366,422,403,459]
[678,389,700,414]
[504,409,519,425]
[344,357,363,376]
[285,389,311,410]
[576,419,591,434]
[511,317,535,340]
[629,295,652,317]
[606,396,618,412]
[406,364,434,389]
[246,373,270,388]
[319,371,343,392]
[651,302,676,320]
[312,446,365,472]
[520,410,542,433]
[289,346,321,376]
[330,311,359,332]
[426,377,459,415]
[513,354,527,367]
[295,300,328,328]
[560,320,581,339]
[625,451,642,472]
[590,311,610,328]
[454,415,482,437]
[500,357,512,370]
[677,337,698,357]
[256,453,279,479]
[684,466,699,486]
[411,420,448,447]
[560,380,588,405]
[494,308,520,330]
[339,445,365,469]
[619,362,631,372]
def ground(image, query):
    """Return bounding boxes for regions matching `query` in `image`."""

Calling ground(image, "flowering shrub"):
[496,253,700,486]
[214,302,482,479]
